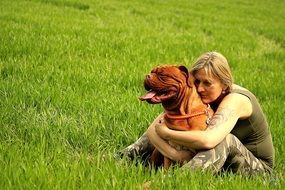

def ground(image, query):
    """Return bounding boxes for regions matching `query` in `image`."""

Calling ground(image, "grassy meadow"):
[0,0,285,189]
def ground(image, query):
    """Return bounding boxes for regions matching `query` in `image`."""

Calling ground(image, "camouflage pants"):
[119,132,154,161]
[183,134,268,175]
[120,133,269,175]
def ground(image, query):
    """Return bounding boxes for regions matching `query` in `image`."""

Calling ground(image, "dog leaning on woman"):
[118,51,275,177]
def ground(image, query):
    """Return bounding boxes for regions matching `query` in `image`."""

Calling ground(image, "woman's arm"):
[147,122,194,161]
[155,93,253,150]
[156,106,238,149]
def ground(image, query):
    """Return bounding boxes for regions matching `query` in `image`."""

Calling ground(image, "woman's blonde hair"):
[191,51,233,93]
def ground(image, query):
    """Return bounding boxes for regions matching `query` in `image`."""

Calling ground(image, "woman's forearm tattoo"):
[208,107,235,129]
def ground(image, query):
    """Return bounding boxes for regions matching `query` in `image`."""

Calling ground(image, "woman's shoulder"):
[230,84,257,99]
[231,84,249,92]
[222,85,253,118]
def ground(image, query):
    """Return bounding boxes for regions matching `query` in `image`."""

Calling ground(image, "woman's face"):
[193,69,226,104]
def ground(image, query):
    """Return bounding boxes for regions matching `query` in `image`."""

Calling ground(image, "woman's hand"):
[155,119,171,140]
[146,121,193,161]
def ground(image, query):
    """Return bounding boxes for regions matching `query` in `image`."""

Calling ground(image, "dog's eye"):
[159,74,172,81]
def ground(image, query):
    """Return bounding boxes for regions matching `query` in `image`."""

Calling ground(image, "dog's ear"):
[178,65,189,75]
[178,66,193,87]
[187,73,195,87]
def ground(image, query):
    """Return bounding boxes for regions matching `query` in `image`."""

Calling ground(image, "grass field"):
[0,0,285,189]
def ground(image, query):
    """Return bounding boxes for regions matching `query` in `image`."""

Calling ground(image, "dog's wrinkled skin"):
[140,65,214,169]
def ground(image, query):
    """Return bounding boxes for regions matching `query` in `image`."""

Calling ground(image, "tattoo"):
[208,107,235,129]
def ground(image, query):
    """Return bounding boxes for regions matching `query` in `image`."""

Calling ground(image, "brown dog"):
[140,65,214,169]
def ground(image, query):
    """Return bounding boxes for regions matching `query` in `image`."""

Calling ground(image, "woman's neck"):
[210,93,227,111]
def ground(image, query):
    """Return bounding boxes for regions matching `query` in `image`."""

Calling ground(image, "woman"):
[120,52,274,175]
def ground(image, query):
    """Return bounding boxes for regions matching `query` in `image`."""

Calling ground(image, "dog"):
[139,65,214,169]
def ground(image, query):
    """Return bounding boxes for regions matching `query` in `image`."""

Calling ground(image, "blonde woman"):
[120,52,274,175]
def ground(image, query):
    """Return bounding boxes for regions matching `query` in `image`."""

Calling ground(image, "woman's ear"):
[222,86,229,94]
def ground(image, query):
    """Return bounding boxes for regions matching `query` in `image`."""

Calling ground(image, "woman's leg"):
[118,114,165,161]
[182,134,267,175]
[118,132,154,161]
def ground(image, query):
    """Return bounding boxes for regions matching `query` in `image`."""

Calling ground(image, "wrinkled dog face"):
[139,65,190,104]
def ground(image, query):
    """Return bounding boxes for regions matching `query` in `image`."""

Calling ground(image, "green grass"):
[0,0,285,189]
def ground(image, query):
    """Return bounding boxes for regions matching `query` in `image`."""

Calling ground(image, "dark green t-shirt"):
[230,88,274,171]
